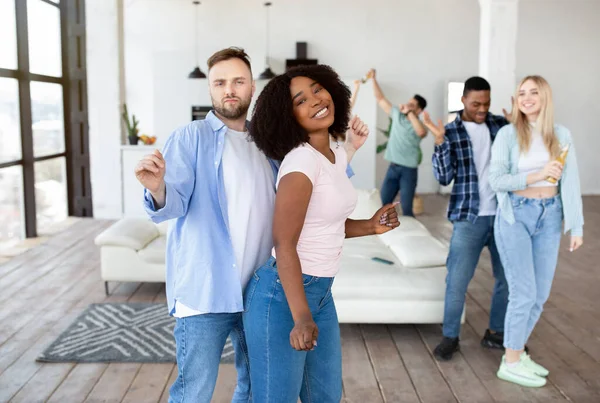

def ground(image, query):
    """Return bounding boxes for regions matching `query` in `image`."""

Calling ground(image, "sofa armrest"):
[95,218,160,250]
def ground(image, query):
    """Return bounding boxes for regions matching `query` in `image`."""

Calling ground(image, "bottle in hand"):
[547,145,569,184]
[360,70,374,83]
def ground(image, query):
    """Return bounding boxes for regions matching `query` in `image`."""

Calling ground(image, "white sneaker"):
[520,352,549,377]
[497,356,547,388]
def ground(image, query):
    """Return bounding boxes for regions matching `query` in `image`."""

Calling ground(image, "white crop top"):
[517,129,557,187]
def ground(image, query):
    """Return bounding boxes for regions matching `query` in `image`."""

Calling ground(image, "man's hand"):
[502,96,515,121]
[423,111,446,145]
[367,68,376,80]
[135,149,166,206]
[399,104,410,114]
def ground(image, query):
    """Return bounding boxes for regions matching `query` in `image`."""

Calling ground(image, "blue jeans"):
[380,163,418,216]
[242,257,342,403]
[443,215,508,338]
[495,194,563,350]
[169,313,251,403]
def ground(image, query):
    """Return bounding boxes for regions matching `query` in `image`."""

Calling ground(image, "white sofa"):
[94,219,168,295]
[94,189,455,324]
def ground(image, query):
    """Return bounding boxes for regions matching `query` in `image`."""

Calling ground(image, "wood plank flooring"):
[1,195,599,402]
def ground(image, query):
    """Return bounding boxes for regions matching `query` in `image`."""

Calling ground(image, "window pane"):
[27,0,62,77]
[31,81,65,158]
[0,166,25,252]
[0,78,22,163]
[35,157,68,235]
[0,0,18,69]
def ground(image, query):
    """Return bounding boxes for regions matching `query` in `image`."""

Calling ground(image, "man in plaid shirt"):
[423,77,510,361]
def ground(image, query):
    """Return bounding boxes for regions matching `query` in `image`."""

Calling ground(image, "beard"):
[212,95,251,120]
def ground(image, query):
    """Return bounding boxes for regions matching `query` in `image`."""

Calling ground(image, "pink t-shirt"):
[275,143,358,277]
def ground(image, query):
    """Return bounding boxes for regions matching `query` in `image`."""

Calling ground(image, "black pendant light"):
[188,1,206,79]
[258,2,276,79]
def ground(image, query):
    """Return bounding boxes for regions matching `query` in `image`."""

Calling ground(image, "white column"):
[86,0,124,219]
[478,0,519,114]
[344,79,377,190]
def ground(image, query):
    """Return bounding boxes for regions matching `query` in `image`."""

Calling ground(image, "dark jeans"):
[380,163,418,216]
[443,216,508,338]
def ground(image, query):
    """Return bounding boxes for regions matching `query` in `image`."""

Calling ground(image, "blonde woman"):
[489,76,584,387]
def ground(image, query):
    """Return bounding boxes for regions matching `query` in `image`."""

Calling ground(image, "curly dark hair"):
[249,64,351,161]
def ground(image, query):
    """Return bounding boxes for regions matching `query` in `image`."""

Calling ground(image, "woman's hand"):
[290,316,318,351]
[345,115,369,151]
[370,203,400,234]
[538,160,563,182]
[570,236,583,252]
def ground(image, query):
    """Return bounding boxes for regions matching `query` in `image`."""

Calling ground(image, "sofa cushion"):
[335,237,447,300]
[396,216,429,233]
[138,235,166,264]
[389,235,448,268]
[348,189,381,220]
[378,217,430,246]
[94,218,159,250]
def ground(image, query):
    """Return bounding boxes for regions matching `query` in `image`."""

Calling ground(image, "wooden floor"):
[1,195,599,403]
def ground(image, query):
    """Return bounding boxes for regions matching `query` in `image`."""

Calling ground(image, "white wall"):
[516,0,600,194]
[87,0,600,220]
[86,0,123,219]
[123,0,481,195]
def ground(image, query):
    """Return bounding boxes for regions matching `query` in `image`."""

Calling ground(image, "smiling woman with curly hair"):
[249,64,352,161]
[242,64,400,402]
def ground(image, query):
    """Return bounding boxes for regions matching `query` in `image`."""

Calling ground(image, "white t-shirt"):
[463,121,497,216]
[174,128,275,318]
[517,128,557,188]
[274,143,357,278]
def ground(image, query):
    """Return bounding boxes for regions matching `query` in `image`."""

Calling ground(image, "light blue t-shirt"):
[384,106,423,168]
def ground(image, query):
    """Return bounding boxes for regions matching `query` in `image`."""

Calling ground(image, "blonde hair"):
[509,75,560,158]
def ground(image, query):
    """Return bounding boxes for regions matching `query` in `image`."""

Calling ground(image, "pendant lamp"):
[258,2,276,79]
[188,1,206,79]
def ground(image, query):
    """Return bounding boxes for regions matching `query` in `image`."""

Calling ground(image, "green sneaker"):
[520,352,549,377]
[497,356,547,388]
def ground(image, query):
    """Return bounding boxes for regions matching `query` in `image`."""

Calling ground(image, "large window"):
[0,0,91,252]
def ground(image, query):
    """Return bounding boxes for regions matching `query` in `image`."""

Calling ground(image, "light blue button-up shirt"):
[144,111,354,315]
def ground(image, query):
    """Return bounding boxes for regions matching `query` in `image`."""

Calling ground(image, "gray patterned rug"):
[36,302,234,363]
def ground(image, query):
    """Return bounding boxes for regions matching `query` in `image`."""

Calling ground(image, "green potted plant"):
[122,104,140,145]
[376,117,392,154]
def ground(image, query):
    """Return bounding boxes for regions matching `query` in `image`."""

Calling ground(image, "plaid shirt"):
[432,111,508,223]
